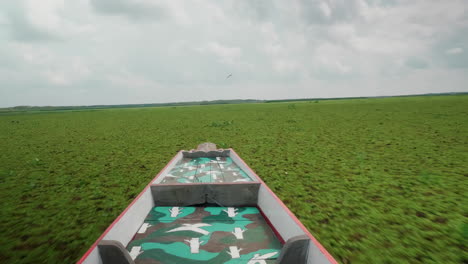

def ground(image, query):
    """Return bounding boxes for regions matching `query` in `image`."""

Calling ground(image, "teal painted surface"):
[142,242,220,261]
[224,249,280,263]
[128,206,282,264]
[203,207,260,220]
[161,157,253,184]
[152,206,196,222]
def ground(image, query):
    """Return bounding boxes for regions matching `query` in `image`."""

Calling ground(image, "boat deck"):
[126,206,282,263]
[160,157,253,184]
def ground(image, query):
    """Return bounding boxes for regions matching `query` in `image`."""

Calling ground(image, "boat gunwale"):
[152,181,259,186]
[76,151,183,264]
[229,148,339,264]
[77,148,339,264]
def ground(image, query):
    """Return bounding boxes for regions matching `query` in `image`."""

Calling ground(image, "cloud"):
[0,0,467,107]
[232,0,277,22]
[298,0,366,25]
[3,0,94,42]
[89,0,167,20]
[203,42,242,66]
[433,26,468,68]
[405,57,429,69]
[6,7,58,42]
[446,47,463,55]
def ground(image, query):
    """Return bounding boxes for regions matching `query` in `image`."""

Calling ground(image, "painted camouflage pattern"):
[161,157,252,184]
[127,206,282,264]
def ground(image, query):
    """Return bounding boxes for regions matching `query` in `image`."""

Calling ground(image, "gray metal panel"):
[277,235,310,264]
[151,184,206,206]
[258,185,305,240]
[102,188,154,246]
[151,183,260,207]
[98,240,134,264]
[307,242,336,264]
[206,183,259,207]
[81,247,102,264]
[182,149,231,158]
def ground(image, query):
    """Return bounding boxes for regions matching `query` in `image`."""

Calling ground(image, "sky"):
[0,0,467,107]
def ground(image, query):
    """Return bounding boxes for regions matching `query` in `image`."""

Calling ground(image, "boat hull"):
[77,148,337,264]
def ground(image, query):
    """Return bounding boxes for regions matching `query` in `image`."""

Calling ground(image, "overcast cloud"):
[0,0,467,107]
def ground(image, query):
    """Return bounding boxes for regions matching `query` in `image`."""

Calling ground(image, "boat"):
[77,143,338,264]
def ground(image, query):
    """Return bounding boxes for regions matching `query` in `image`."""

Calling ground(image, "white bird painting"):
[169,207,183,218]
[184,237,203,254]
[247,252,278,264]
[223,207,239,217]
[166,223,211,235]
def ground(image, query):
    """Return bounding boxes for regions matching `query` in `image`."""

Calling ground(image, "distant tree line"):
[1,92,466,113]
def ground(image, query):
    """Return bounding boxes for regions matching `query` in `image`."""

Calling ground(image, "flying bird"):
[226,73,232,79]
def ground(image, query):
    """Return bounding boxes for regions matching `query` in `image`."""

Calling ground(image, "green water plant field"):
[0,95,467,263]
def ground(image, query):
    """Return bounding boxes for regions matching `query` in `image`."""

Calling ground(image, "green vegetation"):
[0,95,467,263]
[0,99,263,113]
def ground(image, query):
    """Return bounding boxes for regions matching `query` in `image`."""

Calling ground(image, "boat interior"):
[80,143,334,264]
